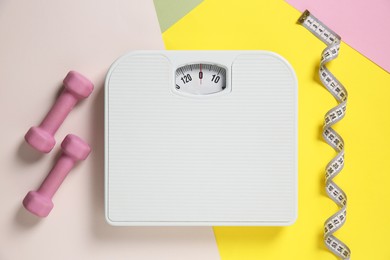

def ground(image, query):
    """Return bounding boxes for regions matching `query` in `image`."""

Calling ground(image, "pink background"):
[0,0,219,259]
[285,0,390,73]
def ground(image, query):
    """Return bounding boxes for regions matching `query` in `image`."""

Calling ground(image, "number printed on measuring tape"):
[298,10,351,260]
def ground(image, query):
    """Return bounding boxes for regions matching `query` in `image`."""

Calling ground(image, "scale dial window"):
[175,63,227,95]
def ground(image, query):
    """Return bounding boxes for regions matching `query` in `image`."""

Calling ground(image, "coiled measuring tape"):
[298,10,351,260]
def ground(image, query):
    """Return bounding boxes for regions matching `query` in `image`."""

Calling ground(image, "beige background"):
[0,0,219,259]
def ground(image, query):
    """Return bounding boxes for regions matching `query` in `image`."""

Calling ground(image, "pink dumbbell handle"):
[39,90,78,135]
[37,154,75,198]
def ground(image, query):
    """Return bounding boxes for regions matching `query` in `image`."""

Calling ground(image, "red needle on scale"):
[200,64,202,85]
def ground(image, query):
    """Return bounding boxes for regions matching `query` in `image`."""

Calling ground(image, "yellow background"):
[162,0,390,259]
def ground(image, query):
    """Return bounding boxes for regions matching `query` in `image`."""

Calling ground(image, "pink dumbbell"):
[25,71,94,153]
[23,134,91,217]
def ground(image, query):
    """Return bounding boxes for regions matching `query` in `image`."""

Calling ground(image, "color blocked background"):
[0,1,219,259]
[159,0,390,259]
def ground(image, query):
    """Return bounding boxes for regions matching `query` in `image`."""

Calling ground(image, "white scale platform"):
[105,51,297,226]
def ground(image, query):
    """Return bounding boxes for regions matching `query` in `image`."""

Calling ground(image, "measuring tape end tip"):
[297,10,310,24]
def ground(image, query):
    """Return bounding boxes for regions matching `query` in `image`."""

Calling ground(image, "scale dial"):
[175,63,227,95]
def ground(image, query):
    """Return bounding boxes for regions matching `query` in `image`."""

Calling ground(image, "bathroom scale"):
[105,51,297,226]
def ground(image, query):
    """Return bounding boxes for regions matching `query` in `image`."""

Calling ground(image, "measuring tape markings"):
[298,10,351,260]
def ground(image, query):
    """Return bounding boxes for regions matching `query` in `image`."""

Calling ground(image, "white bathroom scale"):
[105,51,297,226]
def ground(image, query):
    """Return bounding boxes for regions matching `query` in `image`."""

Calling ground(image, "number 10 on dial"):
[175,63,227,95]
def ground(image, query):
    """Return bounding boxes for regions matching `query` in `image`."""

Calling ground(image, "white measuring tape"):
[298,10,351,260]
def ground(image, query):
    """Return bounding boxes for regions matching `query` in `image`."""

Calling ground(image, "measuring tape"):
[298,10,351,260]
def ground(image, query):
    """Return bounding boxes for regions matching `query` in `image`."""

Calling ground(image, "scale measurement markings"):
[175,63,227,95]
